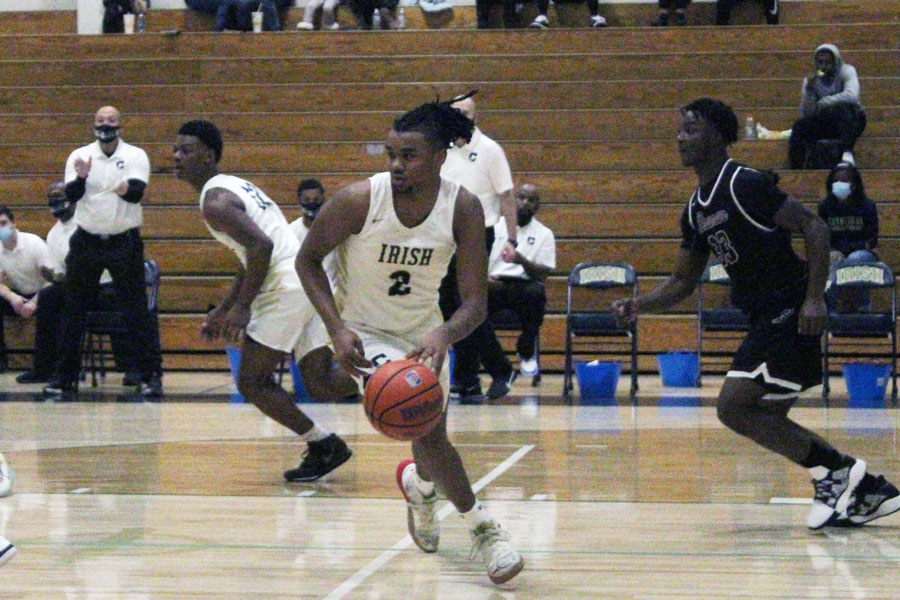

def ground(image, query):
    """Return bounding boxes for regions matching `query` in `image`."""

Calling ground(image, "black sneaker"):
[43,379,78,401]
[673,12,686,25]
[765,0,779,24]
[650,13,668,26]
[486,371,517,400]
[450,382,482,401]
[284,434,352,482]
[15,370,50,384]
[122,371,141,387]
[807,458,866,530]
[845,474,900,525]
[141,373,164,399]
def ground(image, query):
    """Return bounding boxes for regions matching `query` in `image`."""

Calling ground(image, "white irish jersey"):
[337,171,457,338]
[200,174,301,293]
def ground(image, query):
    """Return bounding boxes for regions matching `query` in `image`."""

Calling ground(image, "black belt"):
[79,227,137,242]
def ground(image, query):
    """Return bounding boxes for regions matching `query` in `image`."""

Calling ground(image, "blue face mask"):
[0,226,13,242]
[832,181,852,200]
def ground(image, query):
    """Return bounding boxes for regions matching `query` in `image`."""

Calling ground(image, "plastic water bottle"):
[136,11,146,33]
[371,9,381,29]
[396,7,406,29]
[744,115,756,139]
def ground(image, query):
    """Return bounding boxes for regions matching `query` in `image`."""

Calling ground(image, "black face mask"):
[95,125,120,144]
[301,203,322,221]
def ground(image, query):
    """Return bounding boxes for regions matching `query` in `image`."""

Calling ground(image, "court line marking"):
[769,497,813,505]
[321,444,535,600]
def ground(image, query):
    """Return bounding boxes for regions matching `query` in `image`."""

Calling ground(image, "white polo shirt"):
[489,218,556,280]
[47,218,112,284]
[289,217,340,291]
[0,231,55,296]
[65,139,150,235]
[440,127,514,228]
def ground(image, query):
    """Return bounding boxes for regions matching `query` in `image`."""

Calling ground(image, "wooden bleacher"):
[1,0,897,375]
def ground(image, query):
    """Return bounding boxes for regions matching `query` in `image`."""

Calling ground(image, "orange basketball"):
[363,359,445,441]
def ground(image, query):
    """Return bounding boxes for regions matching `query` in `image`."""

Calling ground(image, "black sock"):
[801,440,848,471]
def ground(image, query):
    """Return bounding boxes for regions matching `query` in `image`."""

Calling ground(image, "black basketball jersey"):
[681,159,808,311]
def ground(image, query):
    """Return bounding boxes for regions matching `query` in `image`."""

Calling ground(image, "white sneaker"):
[0,535,15,567]
[325,22,340,30]
[469,520,524,584]
[419,0,452,14]
[296,21,314,30]
[519,356,538,377]
[0,453,12,498]
[529,14,549,29]
[841,151,855,165]
[590,14,607,27]
[396,460,439,552]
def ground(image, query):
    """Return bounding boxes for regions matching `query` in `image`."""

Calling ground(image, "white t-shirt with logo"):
[0,232,55,295]
[489,218,556,280]
[440,127,513,228]
[65,139,150,235]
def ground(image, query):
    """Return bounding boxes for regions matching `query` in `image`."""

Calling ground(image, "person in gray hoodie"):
[789,43,865,169]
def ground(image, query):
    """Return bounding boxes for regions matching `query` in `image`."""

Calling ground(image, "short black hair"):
[178,120,223,162]
[0,205,13,221]
[681,98,739,145]
[826,161,866,199]
[393,92,477,151]
[297,178,324,195]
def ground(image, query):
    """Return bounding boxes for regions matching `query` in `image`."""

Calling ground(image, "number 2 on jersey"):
[388,270,411,296]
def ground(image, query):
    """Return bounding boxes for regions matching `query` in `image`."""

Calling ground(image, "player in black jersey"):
[612,98,899,529]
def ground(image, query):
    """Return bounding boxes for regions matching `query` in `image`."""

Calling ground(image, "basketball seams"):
[364,363,411,420]
[364,359,444,440]
[377,382,443,424]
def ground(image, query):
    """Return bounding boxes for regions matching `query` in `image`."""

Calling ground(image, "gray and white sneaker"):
[845,474,900,525]
[396,459,439,552]
[807,458,866,529]
[419,0,452,14]
[0,452,13,498]
[469,520,524,584]
[0,535,16,567]
[590,14,607,27]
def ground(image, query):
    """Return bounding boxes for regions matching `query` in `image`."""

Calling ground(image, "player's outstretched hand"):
[407,327,451,376]
[798,296,827,336]
[332,327,372,377]
[611,297,636,327]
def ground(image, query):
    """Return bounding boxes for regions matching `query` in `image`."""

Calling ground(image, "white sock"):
[298,424,328,443]
[460,500,492,530]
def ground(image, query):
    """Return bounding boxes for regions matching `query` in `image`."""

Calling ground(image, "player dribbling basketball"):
[297,97,525,585]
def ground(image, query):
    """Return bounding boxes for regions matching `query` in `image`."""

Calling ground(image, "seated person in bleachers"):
[817,162,879,313]
[528,0,607,29]
[651,0,687,26]
[215,0,287,30]
[45,184,164,396]
[0,205,61,380]
[715,0,778,25]
[296,0,342,30]
[479,183,556,383]
[789,44,864,169]
[289,178,339,290]
[348,0,402,29]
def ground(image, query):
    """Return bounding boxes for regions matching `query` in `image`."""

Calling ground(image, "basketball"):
[363,359,445,441]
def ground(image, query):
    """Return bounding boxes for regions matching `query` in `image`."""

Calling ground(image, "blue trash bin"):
[575,361,620,402]
[289,360,312,403]
[656,352,699,387]
[843,362,891,408]
[225,346,245,403]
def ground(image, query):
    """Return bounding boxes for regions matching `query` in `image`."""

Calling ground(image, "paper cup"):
[251,11,263,32]
[123,13,135,34]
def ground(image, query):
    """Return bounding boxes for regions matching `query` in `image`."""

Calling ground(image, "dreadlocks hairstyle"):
[393,91,477,151]
[178,120,224,162]
[681,98,739,145]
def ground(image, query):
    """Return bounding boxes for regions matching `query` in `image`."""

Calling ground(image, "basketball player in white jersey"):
[297,101,524,585]
[173,120,356,482]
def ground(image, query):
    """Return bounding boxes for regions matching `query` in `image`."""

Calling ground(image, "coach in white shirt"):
[288,178,340,291]
[0,205,62,381]
[481,183,555,379]
[44,106,159,399]
[439,94,519,400]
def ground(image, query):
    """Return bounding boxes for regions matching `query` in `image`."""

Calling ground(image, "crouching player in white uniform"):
[296,100,524,584]
[174,120,357,482]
